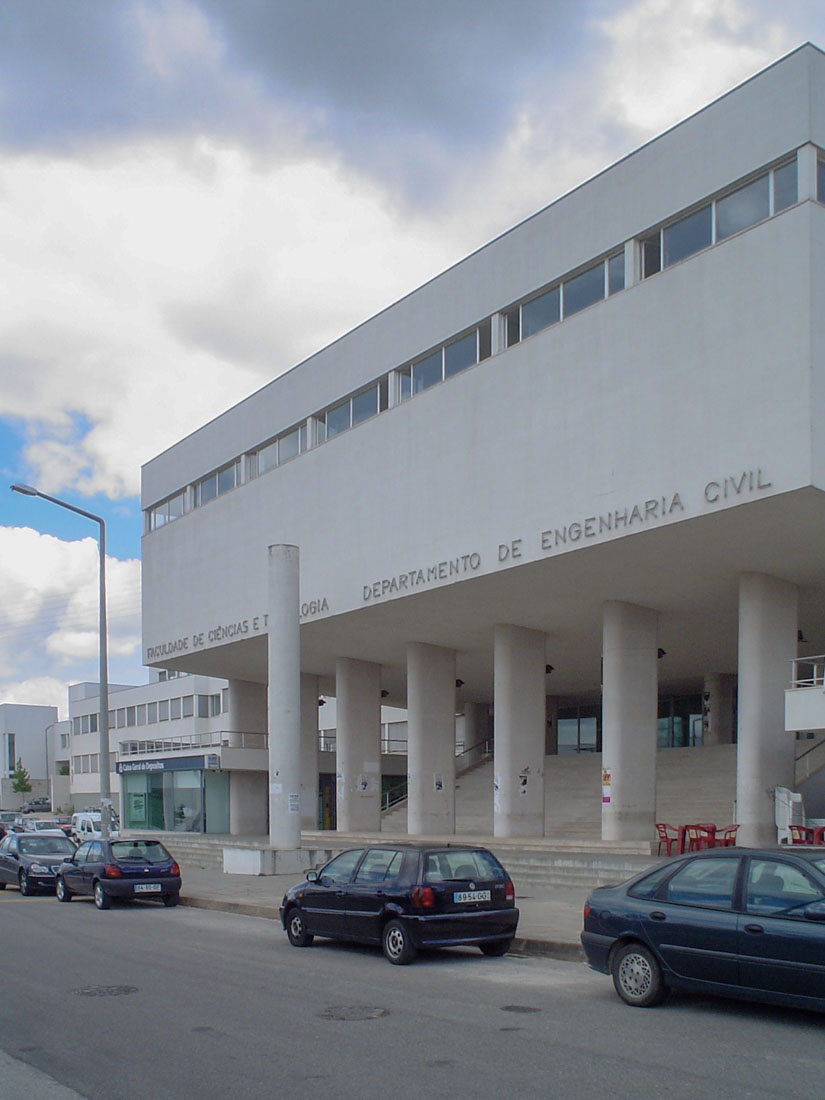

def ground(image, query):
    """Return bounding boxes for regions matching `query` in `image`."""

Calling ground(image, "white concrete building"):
[141,44,825,849]
[0,703,56,809]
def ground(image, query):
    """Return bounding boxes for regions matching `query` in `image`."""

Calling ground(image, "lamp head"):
[10,483,39,497]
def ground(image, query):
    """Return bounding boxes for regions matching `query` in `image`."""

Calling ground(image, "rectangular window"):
[505,308,520,347]
[326,400,351,439]
[279,427,301,463]
[221,688,229,713]
[564,263,605,318]
[116,708,126,729]
[774,158,798,212]
[136,705,146,727]
[158,700,169,722]
[197,695,210,718]
[478,318,492,360]
[90,754,99,774]
[663,204,712,267]
[412,350,443,394]
[608,252,625,295]
[521,286,560,338]
[211,693,222,717]
[170,697,182,720]
[89,713,98,733]
[352,384,379,426]
[81,714,89,735]
[147,702,157,724]
[108,709,115,728]
[257,440,278,475]
[716,175,769,241]
[182,695,194,718]
[444,331,477,379]
[73,756,81,774]
[158,671,167,682]
[72,717,80,736]
[197,473,218,506]
[217,462,238,495]
[126,706,136,728]
[167,492,185,521]
[641,232,661,278]
[399,366,412,402]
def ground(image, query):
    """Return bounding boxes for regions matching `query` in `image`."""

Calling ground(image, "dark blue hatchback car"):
[280,844,519,964]
[582,847,825,1012]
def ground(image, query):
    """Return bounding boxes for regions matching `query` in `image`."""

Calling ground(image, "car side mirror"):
[306,870,319,883]
[803,902,825,922]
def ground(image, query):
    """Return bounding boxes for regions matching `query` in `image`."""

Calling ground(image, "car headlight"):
[29,863,51,874]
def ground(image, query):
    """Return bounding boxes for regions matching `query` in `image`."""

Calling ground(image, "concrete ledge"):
[223,847,313,876]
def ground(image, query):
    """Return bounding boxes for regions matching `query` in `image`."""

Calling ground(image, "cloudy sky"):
[0,0,822,716]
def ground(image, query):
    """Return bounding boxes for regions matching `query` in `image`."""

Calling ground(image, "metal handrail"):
[795,735,825,764]
[790,655,825,688]
[118,730,268,755]
[382,779,408,812]
[454,737,494,772]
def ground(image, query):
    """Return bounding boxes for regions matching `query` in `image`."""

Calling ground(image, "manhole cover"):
[73,985,139,998]
[500,1004,540,1014]
[317,1005,389,1021]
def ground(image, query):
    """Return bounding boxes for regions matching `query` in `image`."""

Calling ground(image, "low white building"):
[0,703,56,809]
[139,44,825,849]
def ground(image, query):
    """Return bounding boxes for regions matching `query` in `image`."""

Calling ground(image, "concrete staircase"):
[382,744,737,842]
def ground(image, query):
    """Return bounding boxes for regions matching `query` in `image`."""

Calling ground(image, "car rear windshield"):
[18,836,76,856]
[111,841,172,864]
[424,849,506,883]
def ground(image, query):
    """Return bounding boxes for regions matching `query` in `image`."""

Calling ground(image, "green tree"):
[11,758,32,793]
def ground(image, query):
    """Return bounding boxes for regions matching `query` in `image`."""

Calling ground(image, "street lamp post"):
[11,483,112,838]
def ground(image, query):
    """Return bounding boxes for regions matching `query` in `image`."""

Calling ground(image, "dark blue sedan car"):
[582,847,825,1012]
[55,838,181,909]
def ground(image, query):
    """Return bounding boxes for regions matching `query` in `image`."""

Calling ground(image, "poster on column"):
[602,767,612,804]
[519,773,528,796]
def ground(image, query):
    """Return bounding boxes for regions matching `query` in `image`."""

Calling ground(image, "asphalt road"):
[2,889,825,1099]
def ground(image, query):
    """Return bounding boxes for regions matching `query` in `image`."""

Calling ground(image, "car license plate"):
[454,890,491,903]
[134,883,162,893]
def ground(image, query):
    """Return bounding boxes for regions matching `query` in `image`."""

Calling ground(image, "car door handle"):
[336,890,346,897]
[744,923,764,934]
[648,911,666,921]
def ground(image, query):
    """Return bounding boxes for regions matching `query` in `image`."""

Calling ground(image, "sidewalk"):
[177,862,588,961]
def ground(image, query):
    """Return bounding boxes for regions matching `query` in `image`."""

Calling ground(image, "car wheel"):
[162,893,179,907]
[19,870,34,897]
[382,919,416,965]
[56,876,72,902]
[611,942,666,1007]
[93,881,111,910]
[480,938,513,957]
[286,907,313,947]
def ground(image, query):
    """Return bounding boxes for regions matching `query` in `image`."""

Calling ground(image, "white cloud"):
[0,676,68,717]
[597,0,792,137]
[0,527,141,702]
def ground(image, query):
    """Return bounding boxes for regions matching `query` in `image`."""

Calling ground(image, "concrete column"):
[229,772,268,835]
[226,679,267,746]
[462,701,490,767]
[545,695,559,755]
[493,624,546,838]
[335,657,382,833]
[736,573,798,846]
[267,544,302,849]
[300,674,319,830]
[601,601,658,841]
[702,673,735,746]
[407,642,456,835]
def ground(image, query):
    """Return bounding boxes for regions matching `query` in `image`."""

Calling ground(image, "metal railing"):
[118,730,268,756]
[382,779,408,812]
[454,737,494,773]
[790,655,825,687]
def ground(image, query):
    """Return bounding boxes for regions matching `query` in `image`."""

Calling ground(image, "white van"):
[71,812,120,842]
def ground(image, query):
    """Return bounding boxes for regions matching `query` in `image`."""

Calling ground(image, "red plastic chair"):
[655,823,679,856]
[715,824,739,847]
[789,825,815,845]
[814,825,825,846]
[685,825,716,851]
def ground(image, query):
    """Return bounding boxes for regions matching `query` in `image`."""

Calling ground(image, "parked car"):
[52,817,73,837]
[55,838,181,909]
[0,831,77,894]
[22,819,68,836]
[71,811,120,842]
[21,797,51,814]
[0,811,18,839]
[582,847,825,1013]
[280,844,519,965]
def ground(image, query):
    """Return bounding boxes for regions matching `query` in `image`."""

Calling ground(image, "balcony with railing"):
[787,655,825,738]
[118,730,268,756]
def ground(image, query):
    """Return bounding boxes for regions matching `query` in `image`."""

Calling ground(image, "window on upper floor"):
[148,489,186,532]
[195,459,240,507]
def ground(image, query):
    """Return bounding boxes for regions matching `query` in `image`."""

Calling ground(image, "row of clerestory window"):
[147,150,809,531]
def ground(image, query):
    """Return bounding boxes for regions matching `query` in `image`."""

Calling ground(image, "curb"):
[178,893,585,962]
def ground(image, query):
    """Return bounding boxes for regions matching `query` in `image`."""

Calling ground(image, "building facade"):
[141,45,825,848]
[0,703,56,809]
